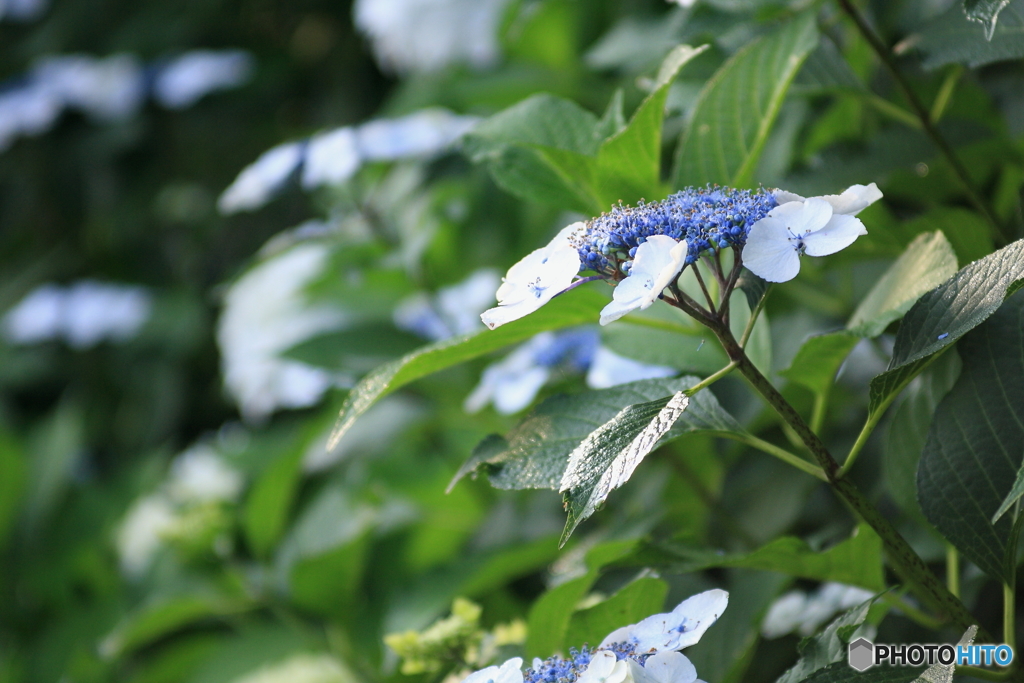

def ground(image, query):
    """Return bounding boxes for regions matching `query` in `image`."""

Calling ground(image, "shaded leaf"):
[559,392,691,543]
[328,288,609,450]
[798,662,925,683]
[776,597,876,683]
[847,232,959,338]
[526,573,597,658]
[673,11,819,188]
[918,0,1024,67]
[100,596,249,660]
[736,269,770,312]
[902,208,993,267]
[780,332,860,395]
[965,0,1013,39]
[884,352,962,521]
[867,239,1024,423]
[623,525,886,592]
[917,290,1024,583]
[601,321,729,374]
[244,446,305,559]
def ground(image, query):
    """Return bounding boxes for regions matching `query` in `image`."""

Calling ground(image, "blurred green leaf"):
[328,288,609,450]
[917,290,1024,583]
[563,576,668,650]
[244,446,304,559]
[25,399,85,531]
[884,351,961,521]
[128,634,227,683]
[780,332,859,395]
[902,208,993,267]
[526,573,597,658]
[101,596,249,661]
[673,11,818,188]
[847,231,959,338]
[918,0,1024,67]
[284,323,424,369]
[601,318,729,375]
[623,524,885,591]
[0,429,27,549]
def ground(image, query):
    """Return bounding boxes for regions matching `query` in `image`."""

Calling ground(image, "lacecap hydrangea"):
[481,184,881,329]
[460,589,727,683]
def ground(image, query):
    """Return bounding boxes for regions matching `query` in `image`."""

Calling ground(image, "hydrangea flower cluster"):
[481,183,881,329]
[461,589,728,683]
[575,186,779,277]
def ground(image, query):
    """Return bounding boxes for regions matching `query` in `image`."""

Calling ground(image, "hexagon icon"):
[848,638,875,671]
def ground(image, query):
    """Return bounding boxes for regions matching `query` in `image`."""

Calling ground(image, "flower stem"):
[727,432,827,481]
[692,265,718,315]
[879,591,946,631]
[708,320,989,640]
[835,0,1005,242]
[739,283,771,348]
[931,65,964,124]
[683,361,737,396]
[948,545,961,598]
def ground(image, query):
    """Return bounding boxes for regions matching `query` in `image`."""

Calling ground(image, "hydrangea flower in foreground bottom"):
[461,589,728,683]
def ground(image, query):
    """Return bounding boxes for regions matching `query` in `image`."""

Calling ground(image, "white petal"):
[761,591,808,639]
[742,217,801,283]
[819,183,883,216]
[302,127,361,189]
[608,589,728,653]
[773,189,805,205]
[462,658,524,683]
[639,652,698,683]
[599,237,686,326]
[481,243,580,329]
[578,652,628,683]
[771,197,834,234]
[802,214,867,257]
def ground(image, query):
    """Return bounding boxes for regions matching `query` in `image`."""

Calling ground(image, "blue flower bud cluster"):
[522,642,645,683]
[572,186,778,276]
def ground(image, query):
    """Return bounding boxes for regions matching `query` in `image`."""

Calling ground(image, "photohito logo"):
[847,638,1014,672]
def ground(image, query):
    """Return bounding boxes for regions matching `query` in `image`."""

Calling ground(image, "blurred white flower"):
[32,53,146,121]
[0,0,50,22]
[464,335,552,415]
[463,658,524,683]
[230,654,355,683]
[0,84,63,151]
[218,242,346,422]
[116,494,176,577]
[761,582,874,639]
[217,142,305,214]
[394,269,500,341]
[166,444,244,504]
[301,126,360,190]
[152,49,254,109]
[600,236,687,326]
[355,109,478,162]
[2,280,152,348]
[585,347,676,389]
[464,330,598,414]
[353,0,511,74]
[481,223,582,330]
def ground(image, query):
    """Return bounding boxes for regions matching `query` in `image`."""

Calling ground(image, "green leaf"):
[450,376,743,492]
[918,0,1024,67]
[847,232,959,338]
[902,208,993,267]
[0,429,27,549]
[776,597,876,683]
[965,0,1013,39]
[736,269,770,313]
[908,626,976,683]
[25,398,85,531]
[884,352,961,521]
[993,464,1024,523]
[601,319,729,375]
[592,45,709,207]
[284,323,424,369]
[100,596,249,660]
[797,662,925,683]
[867,239,1024,422]
[244,446,305,559]
[563,577,668,650]
[673,11,819,188]
[328,287,608,450]
[780,332,860,396]
[917,290,1024,583]
[526,573,598,658]
[560,391,691,544]
[594,89,627,141]
[622,524,886,592]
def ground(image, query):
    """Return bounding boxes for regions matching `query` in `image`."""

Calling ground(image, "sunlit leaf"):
[780,332,860,396]
[673,11,819,188]
[563,576,668,650]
